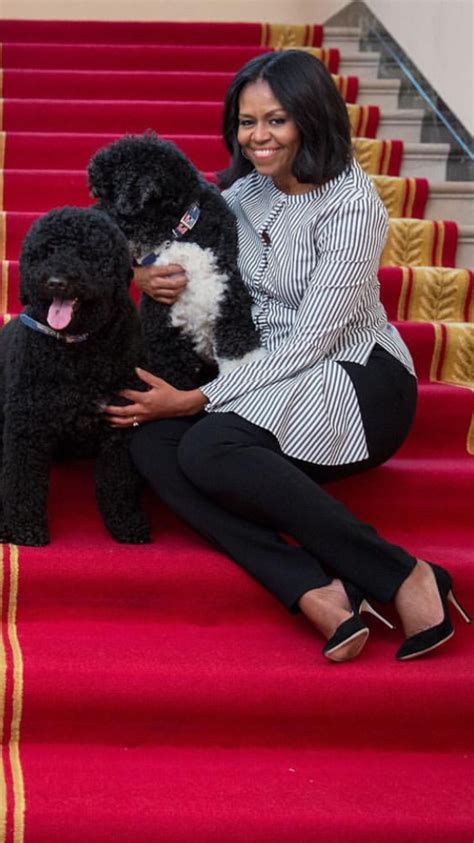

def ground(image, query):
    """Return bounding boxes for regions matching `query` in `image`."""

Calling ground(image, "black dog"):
[88,132,264,390]
[0,207,150,546]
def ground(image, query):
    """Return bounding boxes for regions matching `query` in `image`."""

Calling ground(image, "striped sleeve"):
[202,197,388,407]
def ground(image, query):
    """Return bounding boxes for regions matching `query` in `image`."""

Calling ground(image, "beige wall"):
[0,0,347,24]
[1,0,472,132]
[366,0,473,135]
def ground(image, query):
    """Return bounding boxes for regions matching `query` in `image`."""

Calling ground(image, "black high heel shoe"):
[323,582,372,663]
[396,562,472,661]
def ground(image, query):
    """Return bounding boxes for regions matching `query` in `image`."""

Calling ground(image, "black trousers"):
[131,346,418,611]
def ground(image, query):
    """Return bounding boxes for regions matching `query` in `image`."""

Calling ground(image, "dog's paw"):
[106,514,151,545]
[3,524,50,547]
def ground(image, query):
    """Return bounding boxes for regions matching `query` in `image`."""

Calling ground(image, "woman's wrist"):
[179,389,209,416]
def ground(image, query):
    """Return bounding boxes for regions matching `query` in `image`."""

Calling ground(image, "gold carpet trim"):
[399,268,471,323]
[265,23,313,49]
[397,267,411,321]
[0,546,25,843]
[431,322,474,388]
[381,219,435,267]
[283,47,330,70]
[0,71,3,102]
[0,545,7,843]
[0,100,3,135]
[435,222,445,268]
[7,545,25,843]
[353,138,386,175]
[1,261,9,313]
[467,414,474,455]
[0,130,5,213]
[0,213,5,262]
[0,211,7,261]
[372,176,420,218]
[333,74,348,100]
[371,175,408,218]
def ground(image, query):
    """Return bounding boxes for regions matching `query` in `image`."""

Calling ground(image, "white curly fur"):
[152,241,226,363]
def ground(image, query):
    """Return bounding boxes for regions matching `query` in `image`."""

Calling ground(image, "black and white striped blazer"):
[202,160,415,465]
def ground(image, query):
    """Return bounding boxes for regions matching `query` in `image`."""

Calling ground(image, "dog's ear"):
[19,276,30,305]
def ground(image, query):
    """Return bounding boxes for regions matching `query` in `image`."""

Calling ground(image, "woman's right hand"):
[133,263,188,305]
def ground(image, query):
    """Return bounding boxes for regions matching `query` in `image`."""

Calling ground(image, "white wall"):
[365,0,473,135]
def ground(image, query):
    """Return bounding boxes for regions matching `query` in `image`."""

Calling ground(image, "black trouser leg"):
[130,417,332,610]
[177,413,416,604]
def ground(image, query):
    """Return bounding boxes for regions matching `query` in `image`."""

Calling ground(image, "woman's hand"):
[133,263,187,305]
[104,367,208,427]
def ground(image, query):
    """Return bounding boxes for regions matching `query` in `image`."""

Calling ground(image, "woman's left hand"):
[104,367,208,427]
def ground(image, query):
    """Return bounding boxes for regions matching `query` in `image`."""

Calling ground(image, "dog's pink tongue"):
[47,298,75,330]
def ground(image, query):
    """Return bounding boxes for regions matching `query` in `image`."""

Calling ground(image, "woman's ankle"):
[298,581,352,640]
[394,560,444,637]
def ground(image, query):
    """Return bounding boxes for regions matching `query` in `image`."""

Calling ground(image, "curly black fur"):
[0,207,150,546]
[88,132,261,390]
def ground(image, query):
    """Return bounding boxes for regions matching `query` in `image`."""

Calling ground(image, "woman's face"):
[237,79,304,194]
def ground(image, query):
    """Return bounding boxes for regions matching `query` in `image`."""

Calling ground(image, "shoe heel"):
[448,590,472,624]
[360,599,397,630]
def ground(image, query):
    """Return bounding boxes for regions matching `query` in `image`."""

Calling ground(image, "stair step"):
[2,211,472,266]
[0,19,320,47]
[323,26,361,49]
[0,131,451,181]
[0,98,380,138]
[358,78,401,109]
[402,143,450,180]
[0,68,402,111]
[456,226,474,267]
[425,182,474,225]
[339,51,380,79]
[15,615,474,749]
[378,109,425,142]
[0,42,339,74]
[0,99,421,141]
[17,744,474,843]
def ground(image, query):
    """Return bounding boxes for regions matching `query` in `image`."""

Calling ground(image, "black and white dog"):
[88,132,263,390]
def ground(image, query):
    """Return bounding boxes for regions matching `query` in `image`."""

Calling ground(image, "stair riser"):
[357,86,400,110]
[378,115,424,143]
[18,675,474,752]
[400,152,448,181]
[425,194,474,225]
[455,238,474,267]
[339,54,380,79]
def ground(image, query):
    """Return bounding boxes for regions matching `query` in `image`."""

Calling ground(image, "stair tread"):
[17,744,474,843]
[15,616,474,750]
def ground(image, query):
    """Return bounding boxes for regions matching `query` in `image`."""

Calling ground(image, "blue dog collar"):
[20,312,89,344]
[139,201,200,267]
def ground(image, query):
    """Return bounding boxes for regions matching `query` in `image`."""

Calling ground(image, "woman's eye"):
[238,119,254,127]
[270,118,286,125]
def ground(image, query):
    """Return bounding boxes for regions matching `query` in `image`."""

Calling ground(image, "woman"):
[106,50,470,662]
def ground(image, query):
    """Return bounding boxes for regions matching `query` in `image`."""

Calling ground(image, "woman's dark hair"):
[219,49,353,189]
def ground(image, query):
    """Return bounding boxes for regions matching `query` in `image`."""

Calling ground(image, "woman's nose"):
[252,121,271,142]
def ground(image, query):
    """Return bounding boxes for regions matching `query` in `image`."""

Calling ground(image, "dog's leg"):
[0,412,52,546]
[213,268,264,372]
[94,433,150,543]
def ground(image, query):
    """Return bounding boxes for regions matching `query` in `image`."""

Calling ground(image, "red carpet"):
[0,18,473,843]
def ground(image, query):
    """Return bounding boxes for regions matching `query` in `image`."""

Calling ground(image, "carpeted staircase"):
[0,18,473,843]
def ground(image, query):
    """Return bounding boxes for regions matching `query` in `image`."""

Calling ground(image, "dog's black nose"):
[46,276,68,292]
